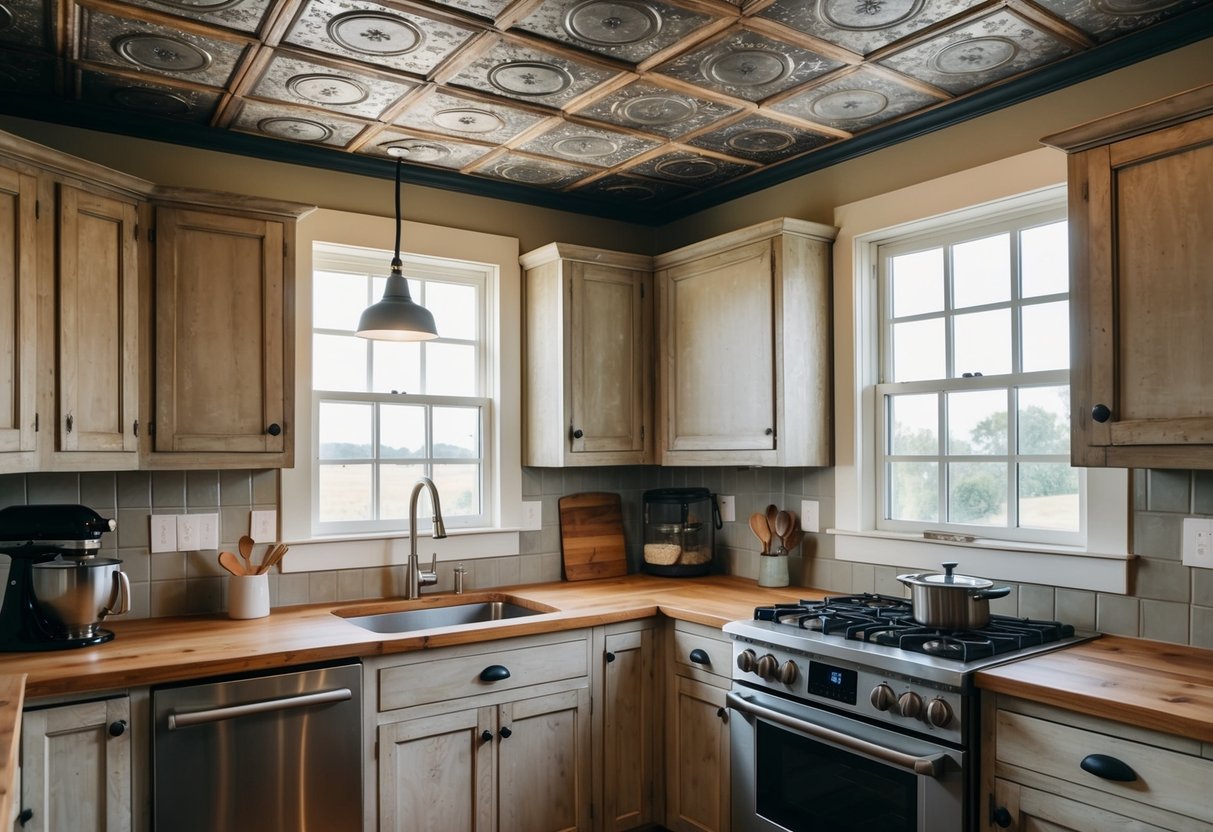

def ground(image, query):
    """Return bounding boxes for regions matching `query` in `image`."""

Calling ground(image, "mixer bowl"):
[31,557,130,639]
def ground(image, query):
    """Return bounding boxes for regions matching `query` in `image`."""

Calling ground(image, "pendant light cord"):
[392,156,403,270]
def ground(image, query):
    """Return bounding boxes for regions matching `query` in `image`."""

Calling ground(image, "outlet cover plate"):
[250,510,277,542]
[718,495,735,523]
[1182,517,1213,568]
[150,514,177,554]
[521,501,542,531]
[800,500,820,533]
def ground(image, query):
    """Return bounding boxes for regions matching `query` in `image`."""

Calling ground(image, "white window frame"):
[831,153,1130,594]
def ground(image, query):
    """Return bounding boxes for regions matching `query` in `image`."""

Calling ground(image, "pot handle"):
[972,586,1010,601]
[101,570,132,618]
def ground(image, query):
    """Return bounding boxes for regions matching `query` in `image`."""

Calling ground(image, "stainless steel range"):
[723,593,1094,832]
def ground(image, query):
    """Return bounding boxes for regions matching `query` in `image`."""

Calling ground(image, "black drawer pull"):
[481,730,493,743]
[479,664,511,682]
[499,726,512,739]
[605,651,616,663]
[1091,404,1111,423]
[1080,753,1137,782]
[689,648,711,666]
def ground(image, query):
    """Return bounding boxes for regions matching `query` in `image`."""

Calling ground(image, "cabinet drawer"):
[671,621,731,678]
[997,709,1213,824]
[378,637,588,712]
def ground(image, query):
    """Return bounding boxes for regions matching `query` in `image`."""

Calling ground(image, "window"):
[310,242,490,536]
[874,206,1079,545]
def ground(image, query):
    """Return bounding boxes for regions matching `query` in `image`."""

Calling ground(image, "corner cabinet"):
[521,243,653,466]
[654,218,835,467]
[1043,84,1213,469]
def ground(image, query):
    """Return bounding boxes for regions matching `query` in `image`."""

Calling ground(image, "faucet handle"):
[419,553,438,587]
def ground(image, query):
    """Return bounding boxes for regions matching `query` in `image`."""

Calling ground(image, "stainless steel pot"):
[896,561,1009,630]
[31,556,130,639]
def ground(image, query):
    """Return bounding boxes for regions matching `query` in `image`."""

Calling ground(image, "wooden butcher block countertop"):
[976,635,1213,743]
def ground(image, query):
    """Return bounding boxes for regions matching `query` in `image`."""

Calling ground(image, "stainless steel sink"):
[340,600,547,634]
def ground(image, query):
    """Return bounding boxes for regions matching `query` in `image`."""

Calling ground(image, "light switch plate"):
[177,514,200,551]
[250,510,277,542]
[521,501,542,531]
[150,514,177,554]
[801,499,820,533]
[718,495,735,523]
[1182,517,1213,568]
[198,513,219,550]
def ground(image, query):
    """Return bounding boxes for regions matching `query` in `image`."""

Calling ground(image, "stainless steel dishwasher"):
[152,661,362,831]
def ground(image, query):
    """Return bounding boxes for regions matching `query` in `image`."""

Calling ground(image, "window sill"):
[280,527,523,574]
[830,528,1132,594]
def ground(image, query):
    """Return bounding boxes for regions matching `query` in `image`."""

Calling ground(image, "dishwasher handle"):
[167,687,353,730]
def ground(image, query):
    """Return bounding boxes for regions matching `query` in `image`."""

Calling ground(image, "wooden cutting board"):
[558,492,628,581]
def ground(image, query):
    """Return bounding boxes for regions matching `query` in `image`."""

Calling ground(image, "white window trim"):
[831,150,1131,594]
[280,208,523,573]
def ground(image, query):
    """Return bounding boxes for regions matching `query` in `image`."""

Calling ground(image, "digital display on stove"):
[806,661,857,704]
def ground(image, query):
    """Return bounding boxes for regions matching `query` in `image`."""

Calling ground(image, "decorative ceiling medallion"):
[701,49,792,87]
[432,107,504,133]
[0,5,12,30]
[929,37,1018,73]
[382,139,451,163]
[499,163,563,184]
[113,35,212,72]
[604,182,656,199]
[327,11,423,56]
[488,61,573,96]
[552,135,620,157]
[257,116,332,142]
[811,88,888,119]
[563,0,662,46]
[819,0,925,31]
[655,157,718,178]
[615,93,697,125]
[111,87,193,115]
[727,128,795,153]
[149,0,246,11]
[286,73,369,105]
[1094,0,1182,13]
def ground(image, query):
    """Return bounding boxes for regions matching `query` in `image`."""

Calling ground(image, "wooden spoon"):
[781,511,802,551]
[765,504,778,538]
[775,510,793,545]
[257,544,289,574]
[749,513,772,555]
[218,551,246,576]
[238,535,255,574]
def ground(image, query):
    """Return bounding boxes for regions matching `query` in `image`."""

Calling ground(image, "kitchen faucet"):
[406,476,447,599]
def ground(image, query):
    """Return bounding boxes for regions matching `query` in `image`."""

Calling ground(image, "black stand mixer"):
[0,504,126,651]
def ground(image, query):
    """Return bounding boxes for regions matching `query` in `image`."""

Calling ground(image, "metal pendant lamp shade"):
[356,155,438,341]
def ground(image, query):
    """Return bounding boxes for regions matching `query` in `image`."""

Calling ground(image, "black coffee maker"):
[0,504,121,651]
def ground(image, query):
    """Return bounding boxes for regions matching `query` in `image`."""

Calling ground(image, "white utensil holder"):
[228,573,270,619]
[757,553,789,588]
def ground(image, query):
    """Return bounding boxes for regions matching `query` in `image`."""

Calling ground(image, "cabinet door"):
[598,627,655,831]
[498,687,591,832]
[57,185,139,455]
[665,674,729,832]
[0,164,37,458]
[154,207,288,459]
[659,239,774,455]
[568,262,650,458]
[20,697,131,832]
[1073,112,1213,468]
[378,706,495,832]
[991,778,1169,832]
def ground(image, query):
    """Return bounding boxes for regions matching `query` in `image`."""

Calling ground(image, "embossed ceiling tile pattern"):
[687,112,833,161]
[655,28,846,101]
[78,69,221,123]
[757,0,985,57]
[0,46,56,90]
[518,119,662,166]
[424,0,514,22]
[769,64,941,131]
[573,78,743,137]
[0,0,51,51]
[250,50,415,119]
[512,0,716,64]
[231,97,369,146]
[283,0,478,75]
[571,169,694,200]
[626,146,752,186]
[476,150,594,187]
[359,127,494,167]
[77,7,249,86]
[1030,0,1208,42]
[445,36,620,107]
[877,8,1078,94]
[112,0,276,35]
[393,87,549,143]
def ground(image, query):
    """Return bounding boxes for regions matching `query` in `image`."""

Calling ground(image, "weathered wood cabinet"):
[0,160,37,467]
[1044,83,1213,469]
[521,243,653,466]
[654,218,835,467]
[593,621,657,832]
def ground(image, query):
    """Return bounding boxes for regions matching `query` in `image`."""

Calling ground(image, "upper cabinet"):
[1044,84,1213,469]
[654,218,836,467]
[0,160,38,467]
[522,243,653,467]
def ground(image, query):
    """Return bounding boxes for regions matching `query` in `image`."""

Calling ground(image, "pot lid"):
[897,561,994,589]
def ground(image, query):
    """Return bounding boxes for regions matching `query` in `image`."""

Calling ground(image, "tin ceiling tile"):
[476,151,595,187]
[518,119,662,166]
[393,87,549,144]
[511,0,716,64]
[108,0,275,35]
[445,36,620,108]
[78,69,221,123]
[423,0,515,22]
[0,45,56,91]
[574,79,743,137]
[250,50,415,119]
[1030,0,1209,42]
[572,170,693,201]
[283,0,478,75]
[769,65,940,131]
[626,147,752,186]
[231,98,369,146]
[686,113,833,162]
[756,0,986,57]
[878,9,1078,94]
[360,128,494,167]
[0,0,52,51]
[655,28,846,101]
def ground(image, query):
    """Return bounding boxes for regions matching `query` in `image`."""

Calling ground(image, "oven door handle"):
[726,691,948,778]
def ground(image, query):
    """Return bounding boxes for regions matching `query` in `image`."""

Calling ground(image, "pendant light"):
[356,153,438,341]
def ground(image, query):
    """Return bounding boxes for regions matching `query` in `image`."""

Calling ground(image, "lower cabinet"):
[19,696,132,832]
[593,621,657,832]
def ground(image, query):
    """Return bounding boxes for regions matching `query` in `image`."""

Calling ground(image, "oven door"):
[727,687,965,832]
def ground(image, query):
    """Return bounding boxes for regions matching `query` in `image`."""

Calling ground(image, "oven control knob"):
[869,684,897,711]
[897,691,923,719]
[778,660,798,686]
[926,697,953,728]
[736,649,758,674]
[755,654,780,680]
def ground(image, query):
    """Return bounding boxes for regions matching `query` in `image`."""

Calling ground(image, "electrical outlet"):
[177,514,200,551]
[717,495,736,523]
[250,510,277,542]
[521,501,542,531]
[198,513,219,550]
[801,499,820,533]
[1182,517,1213,569]
[150,515,177,554]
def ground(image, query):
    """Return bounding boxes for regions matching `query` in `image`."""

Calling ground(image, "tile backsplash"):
[2,466,1211,648]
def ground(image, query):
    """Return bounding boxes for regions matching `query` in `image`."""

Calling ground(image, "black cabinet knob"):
[267,423,283,436]
[571,428,584,439]
[990,806,1012,828]
[764,427,774,435]
[716,707,728,723]
[1080,753,1137,782]
[479,664,511,682]
[481,730,493,743]
[605,651,616,663]
[18,808,32,825]
[108,719,127,737]
[689,648,711,666]
[1091,404,1111,423]
[498,726,512,739]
